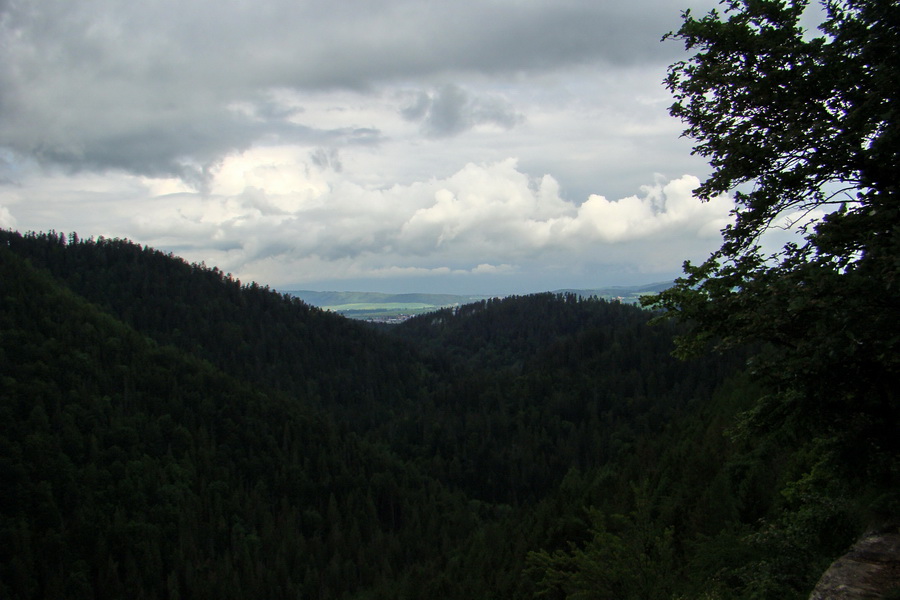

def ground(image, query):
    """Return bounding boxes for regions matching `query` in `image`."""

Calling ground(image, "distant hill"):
[551,281,673,304]
[287,282,671,320]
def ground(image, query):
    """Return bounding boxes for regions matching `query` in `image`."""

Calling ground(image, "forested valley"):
[5,0,898,595]
[1,228,879,599]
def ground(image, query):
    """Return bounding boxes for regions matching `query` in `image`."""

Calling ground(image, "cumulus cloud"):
[0,202,15,229]
[570,175,733,243]
[106,155,732,288]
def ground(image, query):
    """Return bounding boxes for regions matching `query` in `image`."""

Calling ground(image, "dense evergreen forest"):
[0,229,878,598]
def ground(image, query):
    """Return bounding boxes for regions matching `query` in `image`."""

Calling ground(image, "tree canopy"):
[647,0,899,517]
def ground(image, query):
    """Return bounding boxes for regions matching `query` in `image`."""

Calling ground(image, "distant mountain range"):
[286,282,672,320]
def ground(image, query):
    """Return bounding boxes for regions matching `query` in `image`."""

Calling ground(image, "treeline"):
[0,230,865,599]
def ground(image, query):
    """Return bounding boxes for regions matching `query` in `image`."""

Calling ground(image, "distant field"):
[321,303,460,321]
[285,282,672,320]
[324,302,437,312]
[285,290,486,320]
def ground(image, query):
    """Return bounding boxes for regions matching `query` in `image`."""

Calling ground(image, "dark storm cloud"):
[14,101,380,188]
[310,148,343,172]
[402,84,523,137]
[0,0,691,183]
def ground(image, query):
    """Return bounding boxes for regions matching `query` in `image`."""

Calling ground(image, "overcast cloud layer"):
[0,0,732,294]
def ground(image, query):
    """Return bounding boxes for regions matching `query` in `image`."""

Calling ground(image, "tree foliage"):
[647,0,900,513]
[528,486,677,600]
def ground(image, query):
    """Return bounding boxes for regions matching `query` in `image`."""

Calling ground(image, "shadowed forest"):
[0,229,881,599]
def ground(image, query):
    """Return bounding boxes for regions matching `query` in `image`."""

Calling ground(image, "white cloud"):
[2,153,733,291]
[0,201,15,229]
[14,153,725,290]
[1,0,730,293]
[570,176,733,243]
[472,263,516,274]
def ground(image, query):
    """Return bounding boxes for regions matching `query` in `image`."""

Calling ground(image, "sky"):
[0,0,738,295]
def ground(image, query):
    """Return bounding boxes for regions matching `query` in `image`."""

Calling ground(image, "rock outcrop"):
[809,529,900,599]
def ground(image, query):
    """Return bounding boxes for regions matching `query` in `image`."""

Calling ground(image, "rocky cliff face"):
[809,529,900,599]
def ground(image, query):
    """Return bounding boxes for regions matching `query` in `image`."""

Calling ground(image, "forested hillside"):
[0,230,428,434]
[0,229,874,599]
[0,236,487,599]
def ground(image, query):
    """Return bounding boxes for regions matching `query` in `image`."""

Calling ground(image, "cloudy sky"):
[0,0,737,294]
